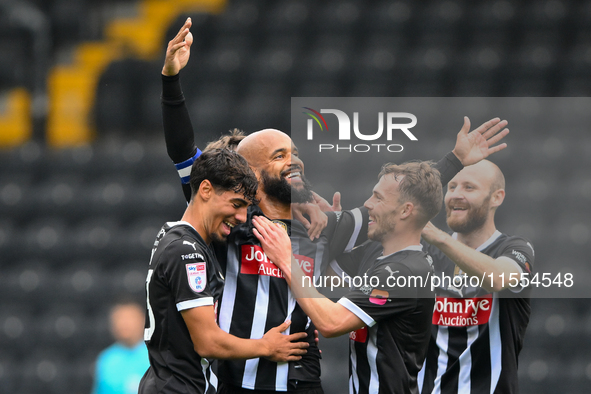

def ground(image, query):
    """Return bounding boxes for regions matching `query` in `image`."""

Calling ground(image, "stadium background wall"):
[0,0,590,393]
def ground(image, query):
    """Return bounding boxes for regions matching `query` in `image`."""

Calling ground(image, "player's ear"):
[400,202,414,219]
[198,179,213,201]
[490,188,505,208]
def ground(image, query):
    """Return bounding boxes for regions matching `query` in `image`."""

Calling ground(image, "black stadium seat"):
[1,0,591,392]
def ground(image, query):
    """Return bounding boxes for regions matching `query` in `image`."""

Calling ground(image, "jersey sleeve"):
[325,207,369,261]
[333,241,372,277]
[497,236,535,274]
[160,237,215,311]
[497,237,535,294]
[162,73,201,203]
[434,151,464,186]
[337,263,418,326]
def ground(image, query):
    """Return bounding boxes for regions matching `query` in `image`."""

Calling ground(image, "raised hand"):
[292,202,328,240]
[312,191,342,212]
[162,18,193,76]
[452,117,509,166]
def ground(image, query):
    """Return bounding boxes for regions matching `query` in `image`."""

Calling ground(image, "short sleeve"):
[326,207,369,260]
[160,237,215,311]
[334,241,373,277]
[338,263,419,325]
[497,237,535,274]
[497,237,535,293]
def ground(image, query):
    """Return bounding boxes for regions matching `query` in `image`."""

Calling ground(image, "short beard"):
[210,232,228,246]
[260,170,313,204]
[368,212,397,243]
[446,196,490,234]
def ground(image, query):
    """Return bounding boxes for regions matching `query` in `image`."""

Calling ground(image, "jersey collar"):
[377,244,423,260]
[451,230,502,252]
[166,220,196,231]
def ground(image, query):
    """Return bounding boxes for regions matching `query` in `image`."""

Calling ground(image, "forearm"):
[183,308,271,360]
[434,151,463,186]
[287,257,360,338]
[162,74,199,202]
[199,329,270,360]
[162,74,197,162]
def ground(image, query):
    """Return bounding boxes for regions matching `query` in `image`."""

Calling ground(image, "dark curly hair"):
[204,129,246,152]
[190,148,258,205]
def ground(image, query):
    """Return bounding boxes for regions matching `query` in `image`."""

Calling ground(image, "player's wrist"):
[426,229,450,248]
[258,337,273,358]
[451,149,466,166]
[162,66,179,76]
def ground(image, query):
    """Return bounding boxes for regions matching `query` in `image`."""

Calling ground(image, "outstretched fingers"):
[472,117,499,135]
[486,141,508,154]
[480,119,507,140]
[486,127,509,147]
[173,18,192,42]
[458,116,471,136]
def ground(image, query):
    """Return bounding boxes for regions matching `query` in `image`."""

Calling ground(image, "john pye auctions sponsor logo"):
[241,245,314,279]
[432,295,493,327]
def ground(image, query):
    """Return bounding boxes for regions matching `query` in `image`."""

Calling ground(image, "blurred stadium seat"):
[1,0,591,393]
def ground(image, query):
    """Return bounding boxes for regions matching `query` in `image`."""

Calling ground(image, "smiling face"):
[205,187,250,243]
[364,174,404,242]
[237,129,313,204]
[445,161,504,234]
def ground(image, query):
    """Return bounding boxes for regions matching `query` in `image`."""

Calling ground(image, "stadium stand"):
[0,0,590,393]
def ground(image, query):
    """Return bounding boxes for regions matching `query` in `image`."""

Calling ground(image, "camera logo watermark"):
[302,107,418,153]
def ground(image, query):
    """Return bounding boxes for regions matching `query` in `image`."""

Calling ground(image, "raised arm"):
[162,18,200,202]
[436,116,509,185]
[300,117,508,248]
[452,116,509,164]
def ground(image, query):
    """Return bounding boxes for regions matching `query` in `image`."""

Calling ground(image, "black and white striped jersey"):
[337,240,435,394]
[216,205,367,391]
[139,221,224,394]
[418,231,535,394]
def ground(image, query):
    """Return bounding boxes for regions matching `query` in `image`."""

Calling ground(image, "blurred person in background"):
[91,298,149,394]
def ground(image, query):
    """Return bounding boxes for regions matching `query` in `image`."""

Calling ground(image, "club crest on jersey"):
[271,219,288,233]
[186,262,207,293]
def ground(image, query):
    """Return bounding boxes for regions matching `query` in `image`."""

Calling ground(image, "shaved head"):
[236,129,291,169]
[459,160,505,193]
[235,128,313,204]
